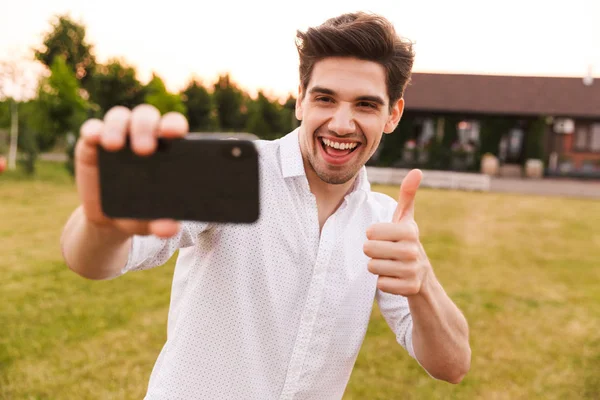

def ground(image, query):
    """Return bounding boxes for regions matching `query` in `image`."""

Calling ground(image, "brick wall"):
[560,134,600,170]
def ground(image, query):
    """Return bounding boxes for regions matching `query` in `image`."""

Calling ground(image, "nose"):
[327,103,356,136]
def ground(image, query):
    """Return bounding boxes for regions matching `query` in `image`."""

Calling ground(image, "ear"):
[295,84,304,121]
[384,98,404,134]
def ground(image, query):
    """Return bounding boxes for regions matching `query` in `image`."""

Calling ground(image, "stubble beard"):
[306,146,361,185]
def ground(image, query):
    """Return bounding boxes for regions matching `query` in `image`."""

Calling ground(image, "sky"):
[0,0,599,100]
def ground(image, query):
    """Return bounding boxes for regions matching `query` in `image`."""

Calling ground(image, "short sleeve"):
[375,289,416,359]
[121,221,211,274]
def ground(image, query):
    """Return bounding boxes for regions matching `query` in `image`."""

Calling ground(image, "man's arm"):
[62,105,189,280]
[374,273,470,383]
[365,169,471,383]
[407,269,470,383]
[61,206,133,280]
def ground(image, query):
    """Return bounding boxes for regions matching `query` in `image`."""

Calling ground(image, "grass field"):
[1,162,599,399]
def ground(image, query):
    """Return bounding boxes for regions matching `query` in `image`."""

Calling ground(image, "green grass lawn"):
[1,162,599,399]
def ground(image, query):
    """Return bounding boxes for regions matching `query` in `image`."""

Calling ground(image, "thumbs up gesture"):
[363,169,432,296]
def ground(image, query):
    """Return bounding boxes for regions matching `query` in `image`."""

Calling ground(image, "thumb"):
[392,169,423,223]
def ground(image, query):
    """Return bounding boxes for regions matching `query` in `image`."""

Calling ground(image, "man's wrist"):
[408,263,438,307]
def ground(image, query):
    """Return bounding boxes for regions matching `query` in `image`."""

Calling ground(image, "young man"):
[61,12,470,399]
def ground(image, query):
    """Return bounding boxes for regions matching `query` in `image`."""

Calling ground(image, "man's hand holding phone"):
[64,103,258,279]
[75,104,187,239]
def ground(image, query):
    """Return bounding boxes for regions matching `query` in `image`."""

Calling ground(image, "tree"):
[0,57,38,170]
[0,99,39,175]
[0,100,9,128]
[34,14,96,91]
[281,94,299,133]
[144,73,186,115]
[88,58,146,116]
[16,101,39,175]
[181,79,218,131]
[31,56,89,173]
[246,91,286,140]
[213,74,247,132]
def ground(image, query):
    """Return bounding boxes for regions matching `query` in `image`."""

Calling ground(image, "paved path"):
[490,177,600,200]
[39,153,67,162]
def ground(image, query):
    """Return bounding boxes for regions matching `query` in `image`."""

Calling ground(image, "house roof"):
[403,72,600,119]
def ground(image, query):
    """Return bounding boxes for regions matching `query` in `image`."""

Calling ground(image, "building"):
[392,72,600,178]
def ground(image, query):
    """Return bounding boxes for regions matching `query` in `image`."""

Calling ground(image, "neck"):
[297,126,360,230]
[303,158,358,232]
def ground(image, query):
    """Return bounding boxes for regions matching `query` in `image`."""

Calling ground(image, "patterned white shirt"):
[122,129,416,400]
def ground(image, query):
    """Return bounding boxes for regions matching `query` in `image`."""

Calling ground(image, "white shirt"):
[123,129,416,400]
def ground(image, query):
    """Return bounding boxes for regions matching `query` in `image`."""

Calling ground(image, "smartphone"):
[96,137,260,223]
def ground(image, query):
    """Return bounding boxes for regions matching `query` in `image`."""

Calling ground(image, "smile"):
[322,138,359,151]
[318,137,362,166]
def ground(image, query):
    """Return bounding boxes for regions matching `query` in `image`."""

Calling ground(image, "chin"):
[318,173,353,185]
[312,161,360,185]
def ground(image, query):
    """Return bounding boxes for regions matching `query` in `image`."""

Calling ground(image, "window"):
[457,120,480,145]
[573,122,600,153]
[591,124,600,152]
[418,118,435,147]
[574,126,588,150]
[507,128,523,157]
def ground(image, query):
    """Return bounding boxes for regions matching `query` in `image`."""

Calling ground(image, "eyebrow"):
[309,86,386,106]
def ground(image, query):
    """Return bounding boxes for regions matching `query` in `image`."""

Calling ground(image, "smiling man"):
[61,11,471,400]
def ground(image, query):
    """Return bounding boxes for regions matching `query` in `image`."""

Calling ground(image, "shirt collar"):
[352,165,371,193]
[279,128,305,179]
[278,128,371,193]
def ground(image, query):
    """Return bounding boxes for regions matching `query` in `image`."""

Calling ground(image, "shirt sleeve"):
[375,289,416,359]
[120,221,211,274]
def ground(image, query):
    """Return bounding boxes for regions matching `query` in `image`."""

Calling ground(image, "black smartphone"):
[96,137,260,223]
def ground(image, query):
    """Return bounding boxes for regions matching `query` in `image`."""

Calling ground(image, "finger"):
[368,259,418,278]
[148,219,181,238]
[130,104,161,155]
[113,219,150,236]
[158,112,189,138]
[80,119,104,145]
[366,221,419,242]
[363,240,420,261]
[377,276,420,296]
[392,169,423,222]
[77,119,104,166]
[101,106,131,151]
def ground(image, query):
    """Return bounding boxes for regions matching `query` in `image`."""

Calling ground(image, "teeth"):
[322,138,358,150]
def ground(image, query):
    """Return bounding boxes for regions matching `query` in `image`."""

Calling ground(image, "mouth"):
[317,136,362,166]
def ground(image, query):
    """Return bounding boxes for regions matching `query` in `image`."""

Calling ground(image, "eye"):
[358,101,378,109]
[315,96,334,103]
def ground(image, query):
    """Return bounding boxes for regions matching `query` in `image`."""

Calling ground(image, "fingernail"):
[106,131,121,143]
[138,137,155,150]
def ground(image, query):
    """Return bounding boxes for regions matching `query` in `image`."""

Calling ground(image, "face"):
[296,57,404,185]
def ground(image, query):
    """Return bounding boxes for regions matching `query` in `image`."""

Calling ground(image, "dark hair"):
[296,12,415,108]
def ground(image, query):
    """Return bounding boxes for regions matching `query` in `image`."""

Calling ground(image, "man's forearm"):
[408,272,471,383]
[61,206,133,280]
